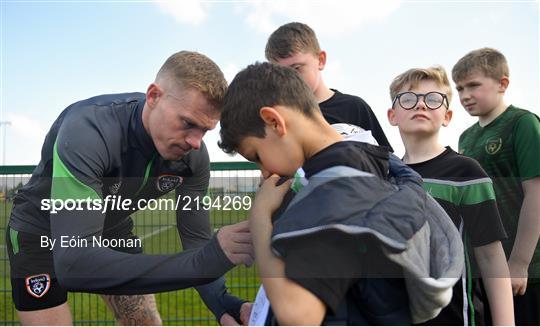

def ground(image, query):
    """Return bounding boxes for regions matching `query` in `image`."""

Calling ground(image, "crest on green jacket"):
[485,137,502,155]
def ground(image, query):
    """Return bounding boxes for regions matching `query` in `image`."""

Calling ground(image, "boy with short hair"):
[265,22,392,150]
[387,65,514,325]
[218,62,463,325]
[453,47,540,325]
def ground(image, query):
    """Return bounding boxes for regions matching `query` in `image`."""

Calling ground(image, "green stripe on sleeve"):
[135,154,156,196]
[10,228,19,255]
[423,181,461,205]
[460,181,496,205]
[52,141,100,201]
[423,178,496,206]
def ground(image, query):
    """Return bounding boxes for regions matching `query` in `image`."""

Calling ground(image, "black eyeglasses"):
[392,91,449,110]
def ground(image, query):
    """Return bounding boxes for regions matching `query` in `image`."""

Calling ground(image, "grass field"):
[0,193,260,326]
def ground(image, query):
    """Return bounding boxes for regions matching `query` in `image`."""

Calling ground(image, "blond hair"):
[389,66,452,104]
[265,22,321,62]
[452,47,509,82]
[156,51,227,108]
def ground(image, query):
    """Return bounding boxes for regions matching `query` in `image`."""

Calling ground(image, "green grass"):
[0,197,260,326]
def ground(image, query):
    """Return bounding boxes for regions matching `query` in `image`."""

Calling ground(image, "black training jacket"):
[9,93,242,319]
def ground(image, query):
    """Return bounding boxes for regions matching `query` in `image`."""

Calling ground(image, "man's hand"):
[509,258,528,295]
[219,302,253,326]
[239,302,253,324]
[219,313,239,326]
[217,220,253,266]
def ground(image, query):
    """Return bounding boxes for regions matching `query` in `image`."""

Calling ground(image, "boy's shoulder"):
[459,105,538,143]
[445,148,488,176]
[302,141,389,180]
[451,151,489,178]
[504,105,539,124]
[411,147,488,181]
[463,105,537,133]
[321,89,369,109]
[319,89,395,150]
[460,121,480,140]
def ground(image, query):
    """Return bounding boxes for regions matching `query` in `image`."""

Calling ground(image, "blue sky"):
[1,0,538,164]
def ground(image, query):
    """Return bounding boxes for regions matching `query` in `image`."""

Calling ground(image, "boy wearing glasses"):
[453,48,540,325]
[387,66,514,325]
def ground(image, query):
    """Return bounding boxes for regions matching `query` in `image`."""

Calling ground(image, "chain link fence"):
[0,163,259,325]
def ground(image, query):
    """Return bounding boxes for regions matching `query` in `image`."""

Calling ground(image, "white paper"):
[248,285,270,326]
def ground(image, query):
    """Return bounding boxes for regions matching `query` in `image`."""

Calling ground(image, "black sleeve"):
[175,142,245,321]
[461,201,507,247]
[355,97,393,151]
[50,113,234,294]
[176,141,213,250]
[280,231,364,314]
[458,159,507,247]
